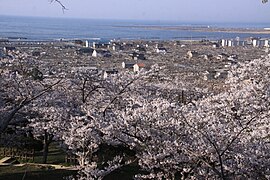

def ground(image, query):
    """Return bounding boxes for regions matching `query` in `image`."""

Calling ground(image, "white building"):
[252,39,258,47]
[133,63,145,72]
[264,40,269,47]
[221,39,227,47]
[85,40,89,47]
[92,49,111,57]
[228,40,232,47]
[122,62,145,72]
[156,47,167,53]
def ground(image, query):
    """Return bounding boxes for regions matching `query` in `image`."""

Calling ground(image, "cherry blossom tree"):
[26,68,103,164]
[22,55,269,179]
[133,56,270,179]
[27,106,68,163]
[0,59,61,134]
[55,66,177,178]
[67,56,269,179]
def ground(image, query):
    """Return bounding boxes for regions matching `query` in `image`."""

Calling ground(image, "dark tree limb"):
[0,79,62,134]
[50,0,68,11]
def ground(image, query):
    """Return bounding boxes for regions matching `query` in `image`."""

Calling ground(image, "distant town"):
[0,36,268,91]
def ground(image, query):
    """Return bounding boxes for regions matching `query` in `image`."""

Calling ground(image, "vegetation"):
[0,165,77,180]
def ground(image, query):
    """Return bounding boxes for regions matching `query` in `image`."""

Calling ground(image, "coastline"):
[113,25,270,34]
[1,15,270,41]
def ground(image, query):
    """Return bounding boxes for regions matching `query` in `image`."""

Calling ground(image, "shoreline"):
[1,25,270,43]
[113,25,270,34]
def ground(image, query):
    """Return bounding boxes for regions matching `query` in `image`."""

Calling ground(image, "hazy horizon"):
[0,0,270,23]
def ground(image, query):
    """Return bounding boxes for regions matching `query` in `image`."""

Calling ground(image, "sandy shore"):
[114,25,270,34]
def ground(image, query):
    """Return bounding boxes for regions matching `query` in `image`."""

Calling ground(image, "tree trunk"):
[42,131,53,164]
[43,141,49,164]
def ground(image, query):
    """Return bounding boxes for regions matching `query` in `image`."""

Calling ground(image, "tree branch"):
[50,0,68,12]
[0,79,62,134]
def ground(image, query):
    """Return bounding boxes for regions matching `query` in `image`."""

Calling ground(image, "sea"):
[0,15,270,42]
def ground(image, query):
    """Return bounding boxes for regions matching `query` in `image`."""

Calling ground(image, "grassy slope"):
[0,165,77,180]
[0,143,140,179]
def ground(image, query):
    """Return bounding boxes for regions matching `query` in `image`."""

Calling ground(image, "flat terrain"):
[114,25,270,34]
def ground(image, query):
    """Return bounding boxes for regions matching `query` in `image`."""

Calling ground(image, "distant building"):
[129,52,146,60]
[93,42,110,49]
[92,49,111,57]
[156,47,167,53]
[221,39,227,47]
[85,40,89,47]
[103,69,118,79]
[74,40,84,45]
[3,47,15,53]
[76,48,94,54]
[212,42,220,48]
[133,63,145,72]
[187,50,199,59]
[252,39,258,47]
[264,40,269,47]
[220,38,248,47]
[135,46,146,52]
[251,38,269,47]
[228,40,233,47]
[122,62,135,69]
[112,44,124,51]
[122,62,145,72]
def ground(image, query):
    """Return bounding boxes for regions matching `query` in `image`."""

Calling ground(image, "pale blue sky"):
[0,0,270,22]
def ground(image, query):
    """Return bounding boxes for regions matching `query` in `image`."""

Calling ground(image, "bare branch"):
[50,0,68,12]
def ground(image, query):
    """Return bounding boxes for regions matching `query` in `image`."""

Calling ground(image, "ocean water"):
[0,15,270,41]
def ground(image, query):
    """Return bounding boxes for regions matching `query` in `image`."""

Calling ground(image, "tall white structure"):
[228,40,233,47]
[264,40,269,47]
[221,39,226,47]
[85,40,89,47]
[252,39,257,47]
